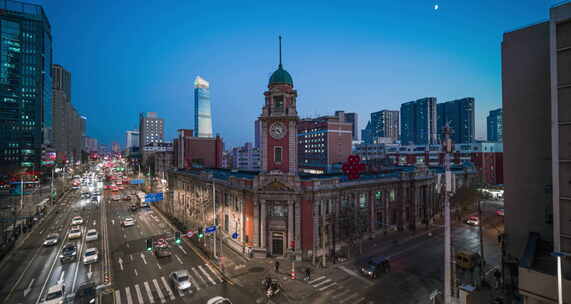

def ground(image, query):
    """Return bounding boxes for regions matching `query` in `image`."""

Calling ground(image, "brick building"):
[173,129,223,169]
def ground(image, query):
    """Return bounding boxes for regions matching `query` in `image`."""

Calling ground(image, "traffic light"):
[175,231,181,244]
[146,239,153,251]
[198,227,204,239]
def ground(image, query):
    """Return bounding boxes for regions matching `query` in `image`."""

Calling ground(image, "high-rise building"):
[486,108,503,142]
[297,113,353,174]
[254,119,261,148]
[371,110,399,144]
[0,1,52,173]
[437,97,475,144]
[139,112,164,148]
[230,142,261,171]
[400,97,437,145]
[335,111,359,141]
[194,76,213,138]
[126,130,140,150]
[502,3,571,302]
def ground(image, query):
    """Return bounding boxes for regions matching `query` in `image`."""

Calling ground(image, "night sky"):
[33,0,553,148]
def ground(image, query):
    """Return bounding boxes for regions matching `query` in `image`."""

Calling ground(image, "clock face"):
[270,122,286,139]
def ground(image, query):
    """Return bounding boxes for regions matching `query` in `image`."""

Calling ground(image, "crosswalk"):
[308,276,368,304]
[113,264,223,304]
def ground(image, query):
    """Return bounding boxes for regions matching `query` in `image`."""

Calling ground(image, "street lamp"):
[551,251,570,304]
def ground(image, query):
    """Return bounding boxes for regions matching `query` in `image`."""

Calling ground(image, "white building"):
[230,143,261,171]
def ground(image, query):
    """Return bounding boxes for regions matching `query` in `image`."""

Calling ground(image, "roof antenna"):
[278,35,283,68]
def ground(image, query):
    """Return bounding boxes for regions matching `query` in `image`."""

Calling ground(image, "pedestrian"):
[494,269,501,289]
[305,267,311,281]
[275,260,280,273]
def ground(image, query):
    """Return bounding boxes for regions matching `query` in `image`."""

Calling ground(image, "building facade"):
[502,4,571,302]
[371,110,399,144]
[0,1,52,173]
[230,143,261,171]
[335,111,358,141]
[401,98,437,146]
[173,129,223,169]
[437,97,475,144]
[139,112,164,147]
[297,113,353,174]
[126,130,139,150]
[161,39,476,262]
[194,76,213,138]
[486,108,503,142]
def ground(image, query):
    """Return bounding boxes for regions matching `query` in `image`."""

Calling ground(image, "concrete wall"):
[502,21,553,258]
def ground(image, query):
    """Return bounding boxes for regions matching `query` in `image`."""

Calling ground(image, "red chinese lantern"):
[342,155,366,180]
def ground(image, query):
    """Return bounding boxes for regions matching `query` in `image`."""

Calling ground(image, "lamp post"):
[552,251,570,304]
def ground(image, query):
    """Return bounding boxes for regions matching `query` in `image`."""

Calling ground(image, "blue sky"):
[34,0,554,148]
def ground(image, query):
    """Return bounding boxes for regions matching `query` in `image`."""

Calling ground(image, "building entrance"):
[271,232,284,256]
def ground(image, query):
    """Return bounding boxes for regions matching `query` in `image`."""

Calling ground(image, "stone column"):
[254,200,259,247]
[370,191,376,233]
[261,201,267,249]
[295,200,302,260]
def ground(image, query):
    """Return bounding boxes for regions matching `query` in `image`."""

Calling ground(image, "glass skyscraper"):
[400,97,437,145]
[0,1,52,173]
[486,108,502,142]
[437,97,475,144]
[194,76,212,138]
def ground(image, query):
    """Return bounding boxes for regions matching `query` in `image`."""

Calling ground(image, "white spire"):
[194,76,209,89]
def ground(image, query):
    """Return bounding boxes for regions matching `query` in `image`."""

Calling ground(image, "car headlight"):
[72,252,76,256]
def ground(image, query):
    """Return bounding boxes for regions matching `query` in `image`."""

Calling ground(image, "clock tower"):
[260,36,298,174]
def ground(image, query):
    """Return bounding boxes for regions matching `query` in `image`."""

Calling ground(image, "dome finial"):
[278,35,282,68]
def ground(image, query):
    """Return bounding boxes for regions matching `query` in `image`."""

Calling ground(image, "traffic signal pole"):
[213,179,216,259]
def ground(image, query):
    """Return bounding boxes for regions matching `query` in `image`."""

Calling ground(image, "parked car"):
[466,216,479,226]
[43,233,59,247]
[169,270,192,291]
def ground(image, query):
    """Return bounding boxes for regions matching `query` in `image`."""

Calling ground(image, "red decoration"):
[342,155,366,180]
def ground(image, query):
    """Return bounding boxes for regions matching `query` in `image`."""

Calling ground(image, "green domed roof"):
[269,64,293,86]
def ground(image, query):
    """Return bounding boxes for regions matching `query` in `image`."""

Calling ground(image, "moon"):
[434,4,439,10]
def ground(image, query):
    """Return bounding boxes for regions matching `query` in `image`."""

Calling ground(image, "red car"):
[496,208,504,216]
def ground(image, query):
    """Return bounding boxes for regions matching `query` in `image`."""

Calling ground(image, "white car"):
[71,216,83,225]
[83,247,98,264]
[85,229,98,242]
[43,283,65,304]
[122,217,135,227]
[466,216,479,226]
[43,233,59,247]
[68,226,82,240]
[169,270,192,291]
[207,297,232,304]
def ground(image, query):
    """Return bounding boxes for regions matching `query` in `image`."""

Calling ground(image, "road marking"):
[58,270,65,283]
[93,220,96,226]
[140,253,148,264]
[177,245,187,255]
[126,243,130,248]
[206,263,223,282]
[156,262,162,269]
[112,219,115,225]
[152,279,166,303]
[144,281,155,303]
[123,234,127,239]
[134,269,138,276]
[187,270,201,290]
[313,278,332,288]
[191,267,207,285]
[334,289,352,299]
[87,264,93,279]
[23,278,35,297]
[114,289,121,304]
[339,293,360,304]
[130,254,133,261]
[118,257,124,271]
[134,284,144,304]
[125,286,133,304]
[160,276,176,301]
[318,282,337,291]
[308,276,326,284]
[175,254,183,264]
[198,265,216,285]
[337,265,374,286]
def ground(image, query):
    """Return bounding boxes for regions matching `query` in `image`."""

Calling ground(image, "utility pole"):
[443,123,454,304]
[478,199,485,284]
[213,179,217,259]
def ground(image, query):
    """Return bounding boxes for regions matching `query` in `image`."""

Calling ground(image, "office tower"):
[297,113,353,174]
[194,76,213,138]
[486,108,503,142]
[502,3,571,302]
[0,1,52,172]
[139,112,164,148]
[400,97,437,145]
[361,121,373,144]
[254,119,261,148]
[370,110,399,144]
[126,130,140,150]
[335,111,359,141]
[437,97,475,144]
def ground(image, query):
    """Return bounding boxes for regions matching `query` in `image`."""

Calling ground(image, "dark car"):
[74,282,97,304]
[129,204,138,211]
[360,256,390,279]
[60,243,77,263]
